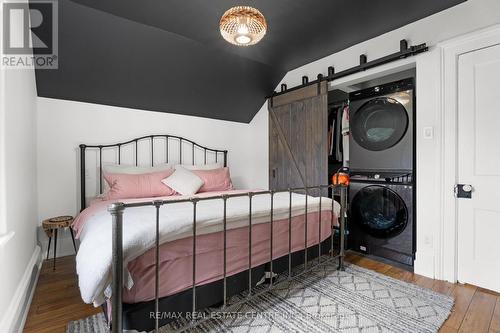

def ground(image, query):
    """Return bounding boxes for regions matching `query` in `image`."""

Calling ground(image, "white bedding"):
[75,190,340,306]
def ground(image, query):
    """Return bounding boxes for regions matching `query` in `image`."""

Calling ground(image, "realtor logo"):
[2,0,58,69]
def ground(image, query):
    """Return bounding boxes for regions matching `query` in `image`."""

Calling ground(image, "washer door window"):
[351,97,408,151]
[351,185,408,239]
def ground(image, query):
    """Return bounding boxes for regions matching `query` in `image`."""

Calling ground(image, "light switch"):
[423,127,434,139]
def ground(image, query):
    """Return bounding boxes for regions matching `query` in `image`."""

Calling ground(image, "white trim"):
[16,250,42,333]
[439,24,500,283]
[0,231,15,247]
[0,28,6,235]
[330,57,416,91]
[0,245,42,333]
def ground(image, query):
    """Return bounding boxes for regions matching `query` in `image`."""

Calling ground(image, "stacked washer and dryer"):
[348,78,415,269]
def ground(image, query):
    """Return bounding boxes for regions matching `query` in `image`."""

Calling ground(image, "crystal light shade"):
[219,6,267,46]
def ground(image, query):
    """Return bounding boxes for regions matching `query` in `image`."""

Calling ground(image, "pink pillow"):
[192,167,233,193]
[104,169,176,200]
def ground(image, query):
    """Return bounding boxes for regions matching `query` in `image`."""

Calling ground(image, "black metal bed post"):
[135,140,138,166]
[191,199,198,320]
[304,188,308,271]
[109,202,125,333]
[151,136,155,167]
[338,185,347,271]
[288,189,292,278]
[247,193,253,297]
[192,143,195,165]
[165,137,169,164]
[318,186,322,265]
[222,195,228,307]
[153,201,162,333]
[79,144,86,212]
[99,147,103,195]
[269,191,274,288]
[330,186,335,258]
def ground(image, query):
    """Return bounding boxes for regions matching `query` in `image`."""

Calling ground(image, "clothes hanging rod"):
[267,40,428,99]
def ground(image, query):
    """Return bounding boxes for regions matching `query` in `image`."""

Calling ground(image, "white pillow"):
[162,167,204,196]
[175,162,223,171]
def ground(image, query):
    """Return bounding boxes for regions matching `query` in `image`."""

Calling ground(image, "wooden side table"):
[42,216,77,270]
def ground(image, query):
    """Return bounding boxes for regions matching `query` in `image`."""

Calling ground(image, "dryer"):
[349,78,414,173]
[349,173,415,267]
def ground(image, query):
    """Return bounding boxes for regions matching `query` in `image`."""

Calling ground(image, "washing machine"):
[349,78,414,173]
[349,173,415,267]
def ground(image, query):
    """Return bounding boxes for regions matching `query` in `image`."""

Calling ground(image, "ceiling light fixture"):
[219,6,267,46]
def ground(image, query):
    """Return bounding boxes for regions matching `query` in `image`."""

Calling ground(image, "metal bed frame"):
[108,185,346,333]
[79,134,228,211]
[78,135,347,333]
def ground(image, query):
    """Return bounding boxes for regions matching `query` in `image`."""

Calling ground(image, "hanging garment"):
[341,105,350,166]
[329,115,336,156]
[327,125,333,155]
[335,107,343,162]
[341,105,349,135]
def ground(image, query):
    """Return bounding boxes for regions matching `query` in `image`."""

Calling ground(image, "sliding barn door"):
[269,81,328,191]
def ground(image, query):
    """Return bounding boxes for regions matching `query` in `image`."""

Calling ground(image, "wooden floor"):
[24,252,500,333]
[24,255,101,333]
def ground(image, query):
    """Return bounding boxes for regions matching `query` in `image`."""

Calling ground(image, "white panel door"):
[457,43,500,292]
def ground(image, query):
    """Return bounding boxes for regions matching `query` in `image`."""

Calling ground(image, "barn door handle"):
[272,169,276,178]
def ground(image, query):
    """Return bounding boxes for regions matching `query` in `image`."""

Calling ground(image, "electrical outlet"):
[423,127,434,139]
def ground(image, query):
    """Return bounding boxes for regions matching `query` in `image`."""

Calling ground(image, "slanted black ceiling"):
[34,0,465,123]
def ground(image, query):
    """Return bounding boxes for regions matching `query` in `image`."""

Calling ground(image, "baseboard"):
[414,249,435,279]
[0,245,42,333]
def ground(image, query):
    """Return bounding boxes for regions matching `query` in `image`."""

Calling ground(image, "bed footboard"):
[108,184,347,333]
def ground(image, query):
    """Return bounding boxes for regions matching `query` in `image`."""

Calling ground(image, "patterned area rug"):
[67,260,454,333]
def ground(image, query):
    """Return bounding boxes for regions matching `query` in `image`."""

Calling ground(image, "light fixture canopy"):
[219,6,267,46]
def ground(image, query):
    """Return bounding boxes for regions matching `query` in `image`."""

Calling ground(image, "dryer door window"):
[351,185,408,239]
[351,97,408,151]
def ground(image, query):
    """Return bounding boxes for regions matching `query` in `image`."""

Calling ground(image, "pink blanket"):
[123,210,335,303]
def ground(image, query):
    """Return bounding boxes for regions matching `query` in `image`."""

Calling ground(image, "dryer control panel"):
[350,171,413,184]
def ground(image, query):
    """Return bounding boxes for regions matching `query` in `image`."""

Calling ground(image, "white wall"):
[248,101,269,190]
[0,2,40,331]
[249,0,500,278]
[36,98,263,254]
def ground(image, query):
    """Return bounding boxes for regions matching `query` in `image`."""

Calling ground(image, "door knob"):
[462,184,472,193]
[455,184,473,199]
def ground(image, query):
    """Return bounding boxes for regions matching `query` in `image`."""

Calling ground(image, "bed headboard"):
[79,134,228,211]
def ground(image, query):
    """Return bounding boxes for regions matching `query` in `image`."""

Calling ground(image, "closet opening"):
[327,89,349,199]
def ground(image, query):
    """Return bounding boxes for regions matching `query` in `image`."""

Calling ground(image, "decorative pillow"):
[101,163,173,194]
[192,167,233,193]
[175,162,223,171]
[161,167,204,196]
[104,169,176,200]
